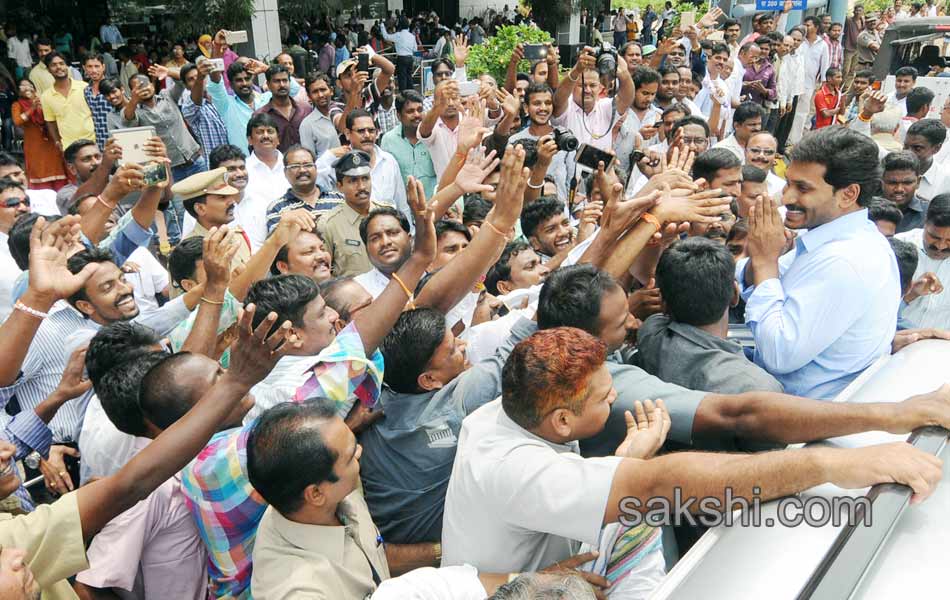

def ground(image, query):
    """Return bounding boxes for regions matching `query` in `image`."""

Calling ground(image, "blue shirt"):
[206,79,269,155]
[740,209,900,399]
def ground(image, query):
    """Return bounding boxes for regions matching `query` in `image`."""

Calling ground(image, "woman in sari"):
[11,79,66,191]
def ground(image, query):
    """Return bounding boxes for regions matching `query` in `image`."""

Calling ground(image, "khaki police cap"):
[170,167,239,200]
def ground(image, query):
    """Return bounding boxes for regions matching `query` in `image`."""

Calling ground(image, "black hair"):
[63,139,98,164]
[927,193,950,227]
[42,51,65,69]
[868,198,903,228]
[8,212,40,270]
[97,351,167,437]
[741,164,767,184]
[661,103,688,121]
[882,150,920,175]
[180,62,198,82]
[431,57,455,74]
[853,69,874,82]
[462,195,492,225]
[485,240,532,295]
[82,52,104,64]
[168,237,204,286]
[523,81,554,105]
[395,89,424,114]
[789,126,883,207]
[345,107,374,131]
[86,321,163,387]
[721,19,740,30]
[906,119,947,148]
[380,307,447,393]
[516,72,531,84]
[272,228,326,275]
[284,144,316,163]
[632,66,661,87]
[656,237,735,326]
[227,60,249,82]
[670,115,710,139]
[537,264,620,334]
[209,144,246,169]
[0,177,25,196]
[734,102,765,125]
[246,112,280,137]
[520,196,565,239]
[245,274,321,330]
[264,63,290,82]
[99,77,122,96]
[889,237,919,294]
[692,148,741,183]
[905,87,934,116]
[435,218,471,243]
[0,152,22,169]
[304,71,331,92]
[138,352,210,431]
[709,42,730,57]
[359,206,410,245]
[247,401,340,515]
[895,66,919,80]
[66,246,116,307]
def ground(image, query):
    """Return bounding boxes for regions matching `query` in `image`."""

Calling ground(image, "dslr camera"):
[593,43,618,75]
[552,127,579,152]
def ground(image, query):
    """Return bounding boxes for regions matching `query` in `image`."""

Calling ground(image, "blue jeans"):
[165,155,208,245]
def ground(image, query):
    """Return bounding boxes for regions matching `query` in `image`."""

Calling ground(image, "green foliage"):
[119,0,257,38]
[465,24,554,84]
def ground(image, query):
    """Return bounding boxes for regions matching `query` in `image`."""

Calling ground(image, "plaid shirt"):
[84,87,111,151]
[375,103,399,135]
[180,93,229,157]
[180,322,383,599]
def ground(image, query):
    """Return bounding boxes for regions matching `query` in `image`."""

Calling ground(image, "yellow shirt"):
[41,79,96,148]
[251,491,391,599]
[29,63,54,95]
[0,491,87,600]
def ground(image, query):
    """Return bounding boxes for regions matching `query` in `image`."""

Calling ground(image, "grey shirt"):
[358,317,536,544]
[299,105,342,158]
[634,314,784,396]
[122,89,200,167]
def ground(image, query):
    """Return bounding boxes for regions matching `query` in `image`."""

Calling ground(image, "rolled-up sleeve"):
[5,410,52,459]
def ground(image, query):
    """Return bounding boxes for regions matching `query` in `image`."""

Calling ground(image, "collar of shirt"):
[667,320,745,355]
[495,399,580,455]
[247,150,285,177]
[265,499,360,562]
[906,195,926,213]
[797,208,872,255]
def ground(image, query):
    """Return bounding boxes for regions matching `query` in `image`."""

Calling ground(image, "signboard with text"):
[755,0,803,10]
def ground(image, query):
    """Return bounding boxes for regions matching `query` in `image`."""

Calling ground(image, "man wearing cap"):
[856,15,880,72]
[318,150,396,277]
[176,167,251,271]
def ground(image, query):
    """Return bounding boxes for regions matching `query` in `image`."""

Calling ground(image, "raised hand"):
[55,345,93,401]
[453,34,469,67]
[489,145,530,226]
[497,87,520,117]
[615,399,671,459]
[509,43,525,66]
[407,176,436,264]
[28,216,100,303]
[577,200,604,242]
[202,226,239,289]
[698,6,724,27]
[629,278,663,321]
[454,146,499,194]
[745,195,788,263]
[650,185,733,225]
[147,64,169,81]
[227,304,300,387]
[105,163,147,198]
[271,208,316,247]
[456,101,489,153]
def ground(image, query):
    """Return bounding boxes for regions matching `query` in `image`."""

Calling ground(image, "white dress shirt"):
[0,231,22,323]
[380,24,418,56]
[713,134,745,163]
[420,118,459,180]
[896,228,950,330]
[800,37,830,87]
[766,171,786,200]
[353,267,389,299]
[917,160,950,203]
[27,189,60,217]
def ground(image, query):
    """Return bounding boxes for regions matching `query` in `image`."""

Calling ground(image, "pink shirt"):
[76,439,208,599]
[552,96,616,152]
[420,117,459,179]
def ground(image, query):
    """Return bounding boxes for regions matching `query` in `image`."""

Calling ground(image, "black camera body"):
[552,127,579,152]
[594,43,618,75]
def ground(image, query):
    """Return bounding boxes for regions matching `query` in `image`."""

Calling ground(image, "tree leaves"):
[466,24,554,83]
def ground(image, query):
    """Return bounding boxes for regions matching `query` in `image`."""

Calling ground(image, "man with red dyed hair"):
[440,327,944,594]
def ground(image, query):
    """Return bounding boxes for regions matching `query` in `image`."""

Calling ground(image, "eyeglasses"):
[747,147,776,156]
[681,137,708,146]
[284,162,316,171]
[2,196,28,208]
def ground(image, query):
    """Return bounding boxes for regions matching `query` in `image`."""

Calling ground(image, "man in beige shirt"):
[318,150,394,277]
[0,219,294,600]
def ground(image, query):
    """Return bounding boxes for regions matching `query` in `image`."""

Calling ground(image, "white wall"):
[250,0,282,61]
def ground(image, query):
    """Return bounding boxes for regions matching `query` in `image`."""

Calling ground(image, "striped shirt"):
[0,298,191,443]
[84,86,112,151]
[265,187,344,234]
[180,93,229,157]
[180,321,383,599]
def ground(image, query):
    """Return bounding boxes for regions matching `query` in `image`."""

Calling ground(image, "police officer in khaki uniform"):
[172,167,252,273]
[317,150,394,278]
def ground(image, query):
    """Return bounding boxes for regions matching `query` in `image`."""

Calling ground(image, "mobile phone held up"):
[457,80,481,97]
[575,143,616,171]
[224,30,248,45]
[358,53,370,73]
[523,44,548,61]
[142,162,168,186]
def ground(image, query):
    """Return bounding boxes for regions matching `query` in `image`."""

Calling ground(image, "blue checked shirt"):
[180,93,229,157]
[84,87,111,151]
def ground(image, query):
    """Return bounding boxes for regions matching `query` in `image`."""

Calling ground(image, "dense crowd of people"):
[0,2,949,599]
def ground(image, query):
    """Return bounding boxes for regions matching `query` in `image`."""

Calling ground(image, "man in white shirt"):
[790,17,830,146]
[745,131,785,198]
[886,66,918,117]
[353,207,413,299]
[552,46,634,153]
[904,119,950,203]
[896,195,950,329]
[714,102,765,163]
[614,67,662,174]
[5,27,32,77]
[318,108,409,219]
[441,327,944,583]
[242,114,290,249]
[0,180,29,321]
